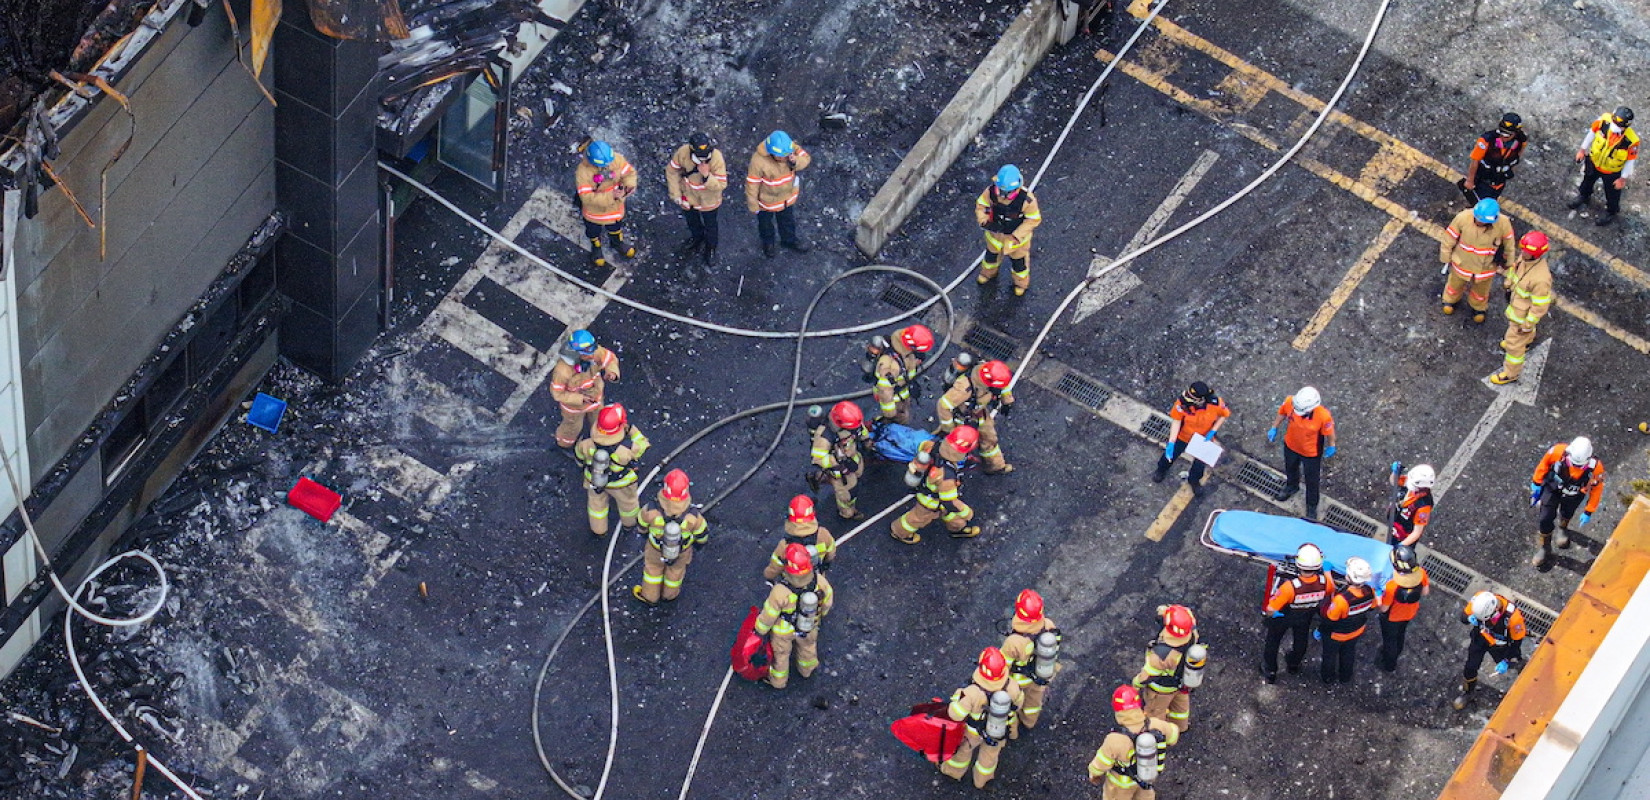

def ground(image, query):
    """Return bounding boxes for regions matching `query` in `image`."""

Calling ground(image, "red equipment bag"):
[891,698,966,763]
[288,476,343,522]
[731,606,773,681]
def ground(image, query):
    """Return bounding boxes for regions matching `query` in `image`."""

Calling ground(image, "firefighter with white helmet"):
[937,359,1017,474]
[1452,590,1527,710]
[1260,543,1335,683]
[753,544,833,689]
[548,329,620,448]
[809,401,872,519]
[1087,684,1179,799]
[1391,464,1435,547]
[892,426,982,543]
[871,325,934,424]
[762,496,837,582]
[939,647,1023,788]
[632,469,708,605]
[1319,556,1376,684]
[1267,386,1337,521]
[1133,604,1205,733]
[1000,589,1061,728]
[573,403,650,536]
[1529,436,1605,567]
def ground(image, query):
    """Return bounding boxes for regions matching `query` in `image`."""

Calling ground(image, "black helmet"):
[1613,106,1635,127]
[689,131,714,157]
[1182,381,1213,405]
[1392,544,1418,573]
[1497,112,1522,133]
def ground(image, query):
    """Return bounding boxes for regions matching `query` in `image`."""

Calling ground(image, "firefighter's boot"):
[1554,520,1571,549]
[950,525,983,539]
[609,230,636,259]
[1451,678,1476,711]
[1531,532,1551,568]
[590,238,608,268]
[977,252,999,285]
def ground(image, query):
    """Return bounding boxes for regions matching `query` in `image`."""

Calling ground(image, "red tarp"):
[731,606,772,681]
[891,699,965,763]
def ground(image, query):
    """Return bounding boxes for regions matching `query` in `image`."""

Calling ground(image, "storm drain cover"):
[962,325,1019,363]
[1139,415,1173,442]
[1238,460,1287,496]
[1055,371,1112,410]
[879,282,927,312]
[1322,503,1381,538]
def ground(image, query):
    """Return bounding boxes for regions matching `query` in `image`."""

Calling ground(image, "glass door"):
[437,59,511,199]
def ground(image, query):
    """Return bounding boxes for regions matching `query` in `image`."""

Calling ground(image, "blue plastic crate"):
[246,392,287,434]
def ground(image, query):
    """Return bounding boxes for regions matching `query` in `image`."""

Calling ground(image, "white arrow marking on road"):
[1433,338,1551,502]
[1072,149,1220,322]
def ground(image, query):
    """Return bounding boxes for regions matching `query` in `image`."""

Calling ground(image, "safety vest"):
[1324,585,1375,639]
[1587,116,1640,174]
[982,187,1031,235]
[1475,129,1526,178]
[1140,634,1197,693]
[1477,604,1520,647]
[1279,574,1331,617]
[1544,458,1599,498]
[1393,491,1432,537]
[1391,578,1425,607]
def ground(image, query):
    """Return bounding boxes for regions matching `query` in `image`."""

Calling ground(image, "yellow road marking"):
[1145,483,1195,542]
[1554,297,1650,355]
[1293,217,1406,351]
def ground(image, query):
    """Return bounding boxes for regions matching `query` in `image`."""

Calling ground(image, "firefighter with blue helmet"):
[975,164,1042,295]
[1440,197,1515,324]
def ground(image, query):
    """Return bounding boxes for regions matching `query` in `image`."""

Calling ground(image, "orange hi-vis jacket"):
[575,154,638,224]
[1440,207,1515,279]
[1277,398,1334,457]
[1379,568,1429,623]
[1533,442,1605,515]
[1320,584,1376,641]
[745,146,811,212]
[1169,396,1230,442]
[1265,571,1335,618]
[1465,596,1526,648]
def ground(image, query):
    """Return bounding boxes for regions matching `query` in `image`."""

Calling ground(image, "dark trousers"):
[1378,615,1409,671]
[756,206,799,247]
[1155,440,1208,485]
[683,207,719,247]
[583,219,624,242]
[1320,634,1359,684]
[1463,634,1520,681]
[1459,177,1506,202]
[1282,448,1323,515]
[1263,614,1313,677]
[1577,160,1624,213]
[1537,491,1585,534]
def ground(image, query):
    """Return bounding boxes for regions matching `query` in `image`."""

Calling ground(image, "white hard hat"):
[1470,591,1499,621]
[1345,557,1372,585]
[1407,464,1436,489]
[1566,436,1593,465]
[1296,543,1324,571]
[1292,386,1321,415]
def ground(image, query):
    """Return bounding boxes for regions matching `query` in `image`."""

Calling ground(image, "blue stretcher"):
[1199,509,1395,594]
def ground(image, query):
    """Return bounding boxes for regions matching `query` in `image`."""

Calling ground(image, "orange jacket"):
[1277,399,1334,457]
[1463,596,1526,647]
[1532,443,1605,514]
[1320,584,1376,641]
[1265,572,1334,615]
[1169,397,1231,443]
[1379,568,1430,623]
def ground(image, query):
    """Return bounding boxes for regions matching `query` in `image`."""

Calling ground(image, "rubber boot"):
[1009,257,1029,297]
[950,525,983,539]
[1567,195,1587,210]
[1451,678,1476,711]
[676,236,704,257]
[609,230,636,258]
[977,253,999,285]
[1554,520,1571,549]
[1531,532,1551,567]
[701,245,716,269]
[590,238,607,268]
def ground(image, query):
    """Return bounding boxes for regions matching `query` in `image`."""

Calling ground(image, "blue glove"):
[1324,445,1337,458]
[1467,615,1479,626]
[1206,429,1219,440]
[1312,628,1321,641]
[1494,660,1510,675]
[1269,611,1285,618]
[1390,461,1402,474]
[1164,442,1175,459]
[1529,482,1543,507]
[1267,427,1279,443]
[1578,512,1591,528]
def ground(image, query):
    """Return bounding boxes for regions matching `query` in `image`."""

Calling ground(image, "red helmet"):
[596,403,628,435]
[788,495,816,523]
[1014,589,1044,624]
[1112,684,1143,712]
[1519,230,1550,259]
[977,647,1008,682]
[661,469,690,501]
[783,543,813,576]
[945,425,979,454]
[1162,605,1196,639]
[979,360,1012,388]
[829,401,864,430]
[899,325,934,353]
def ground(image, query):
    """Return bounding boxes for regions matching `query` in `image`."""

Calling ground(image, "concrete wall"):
[9,6,276,477]
[853,0,1072,257]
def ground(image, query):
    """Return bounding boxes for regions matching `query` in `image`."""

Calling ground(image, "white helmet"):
[1292,386,1322,415]
[1406,464,1436,490]
[1345,557,1372,585]
[1566,436,1593,465]
[1296,543,1324,571]
[1470,591,1500,621]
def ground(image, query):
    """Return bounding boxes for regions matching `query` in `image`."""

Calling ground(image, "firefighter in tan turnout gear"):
[548,329,620,448]
[1440,197,1516,323]
[937,359,1016,474]
[940,647,1023,789]
[752,543,833,690]
[975,164,1042,295]
[1490,230,1554,385]
[632,469,708,605]
[574,140,639,268]
[809,401,871,520]
[665,131,727,267]
[1000,589,1060,729]
[1132,604,1206,733]
[1087,685,1179,799]
[869,325,934,424]
[762,496,837,582]
[892,426,982,543]
[574,403,650,536]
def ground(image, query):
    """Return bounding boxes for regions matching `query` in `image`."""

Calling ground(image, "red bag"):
[288,476,343,522]
[891,699,966,763]
[731,606,773,681]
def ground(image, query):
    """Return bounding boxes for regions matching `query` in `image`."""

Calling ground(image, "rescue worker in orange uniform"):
[873,325,934,424]
[1569,106,1638,226]
[892,426,981,543]
[1261,543,1334,684]
[940,647,1023,789]
[1268,387,1336,521]
[548,329,620,448]
[1529,437,1605,567]
[1087,685,1179,800]
[745,130,812,257]
[573,404,650,536]
[1459,113,1527,202]
[1440,198,1516,323]
[1000,589,1060,729]
[762,496,837,582]
[575,140,639,268]
[632,469,708,605]
[1132,604,1201,733]
[1152,381,1230,494]
[1390,464,1435,547]
[810,401,871,520]
[665,131,727,267]
[1451,591,1527,710]
[1376,544,1430,672]
[1491,230,1554,385]
[1318,557,1375,684]
[937,359,1016,474]
[974,164,1042,295]
[753,544,833,690]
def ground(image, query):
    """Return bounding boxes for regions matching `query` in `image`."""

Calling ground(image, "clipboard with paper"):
[1184,433,1224,466]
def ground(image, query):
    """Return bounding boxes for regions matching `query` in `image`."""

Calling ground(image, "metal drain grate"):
[962,325,1019,363]
[1517,599,1556,640]
[1322,504,1381,538]
[1140,415,1173,442]
[1238,460,1287,496]
[1055,372,1112,410]
[879,282,927,312]
[1421,552,1473,596]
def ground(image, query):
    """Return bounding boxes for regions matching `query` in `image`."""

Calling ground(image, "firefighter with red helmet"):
[1087,685,1179,799]
[1491,230,1554,385]
[892,426,982,543]
[573,403,651,536]
[940,647,1023,789]
[753,543,833,690]
[632,469,708,605]
[872,325,934,424]
[763,496,837,582]
[810,401,871,520]
[1529,437,1605,567]
[1000,589,1061,728]
[937,359,1016,474]
[1132,604,1204,733]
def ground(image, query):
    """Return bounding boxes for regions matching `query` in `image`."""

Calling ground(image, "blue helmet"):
[586,140,614,167]
[764,130,794,157]
[1472,198,1500,224]
[995,164,1023,192]
[569,329,597,355]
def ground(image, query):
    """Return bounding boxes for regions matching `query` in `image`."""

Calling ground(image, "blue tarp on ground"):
[1210,510,1396,593]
